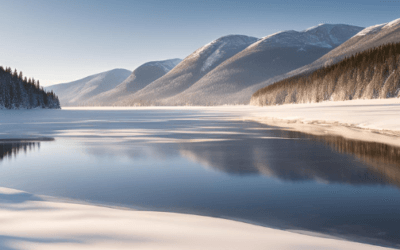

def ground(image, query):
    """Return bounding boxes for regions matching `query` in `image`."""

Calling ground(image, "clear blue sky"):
[0,0,399,86]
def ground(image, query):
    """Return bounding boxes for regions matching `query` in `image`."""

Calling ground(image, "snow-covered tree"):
[0,66,60,109]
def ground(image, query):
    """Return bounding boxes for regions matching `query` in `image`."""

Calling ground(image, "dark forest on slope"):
[251,42,400,106]
[0,66,60,109]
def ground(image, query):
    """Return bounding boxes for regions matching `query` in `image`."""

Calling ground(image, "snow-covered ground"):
[244,98,400,147]
[0,187,394,250]
[250,99,399,132]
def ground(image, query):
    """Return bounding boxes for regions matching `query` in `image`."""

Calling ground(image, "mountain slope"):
[269,18,400,86]
[90,59,181,105]
[119,35,258,105]
[315,18,400,67]
[251,42,400,106]
[165,24,363,105]
[46,69,131,106]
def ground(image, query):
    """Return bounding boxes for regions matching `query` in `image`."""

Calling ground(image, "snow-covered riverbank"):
[1,99,400,145]
[0,187,394,250]
[65,99,400,148]
[243,98,400,147]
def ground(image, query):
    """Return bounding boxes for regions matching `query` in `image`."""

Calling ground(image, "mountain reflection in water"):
[283,131,400,187]
[179,129,400,188]
[1,121,400,247]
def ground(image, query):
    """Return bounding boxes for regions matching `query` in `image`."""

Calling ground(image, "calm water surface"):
[1,109,400,248]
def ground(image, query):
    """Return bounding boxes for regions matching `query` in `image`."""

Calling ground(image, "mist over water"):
[1,110,399,248]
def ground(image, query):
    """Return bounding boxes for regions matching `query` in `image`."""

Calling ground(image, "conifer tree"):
[252,42,400,106]
[0,65,60,109]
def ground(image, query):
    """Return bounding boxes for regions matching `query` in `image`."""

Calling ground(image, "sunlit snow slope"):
[127,24,362,105]
[250,18,400,97]
[46,69,131,106]
[87,59,182,105]
[118,35,258,105]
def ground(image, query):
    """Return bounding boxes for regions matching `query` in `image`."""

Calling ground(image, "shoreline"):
[245,116,400,147]
[5,186,399,249]
[241,98,400,148]
[61,99,400,148]
[0,187,395,250]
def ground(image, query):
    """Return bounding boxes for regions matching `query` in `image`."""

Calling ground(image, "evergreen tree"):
[0,65,60,109]
[252,42,400,106]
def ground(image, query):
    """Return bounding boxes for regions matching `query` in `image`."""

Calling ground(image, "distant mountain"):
[258,18,400,91]
[46,69,131,106]
[48,22,369,107]
[119,35,258,105]
[314,18,400,68]
[165,24,363,105]
[90,59,181,105]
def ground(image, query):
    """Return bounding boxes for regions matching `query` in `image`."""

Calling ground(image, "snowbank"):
[243,98,400,147]
[0,187,394,250]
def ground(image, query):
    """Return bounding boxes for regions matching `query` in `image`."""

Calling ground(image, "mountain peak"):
[249,24,363,50]
[353,18,400,37]
[354,23,386,37]
[139,58,182,73]
[384,18,400,28]
[189,35,258,60]
[302,23,347,32]
[303,23,330,31]
[214,34,259,43]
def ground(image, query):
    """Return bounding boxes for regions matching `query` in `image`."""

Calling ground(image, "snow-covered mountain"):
[250,24,363,49]
[264,18,400,89]
[247,17,400,107]
[49,22,371,107]
[117,35,258,105]
[320,18,400,65]
[88,59,181,105]
[46,69,131,106]
[164,24,363,105]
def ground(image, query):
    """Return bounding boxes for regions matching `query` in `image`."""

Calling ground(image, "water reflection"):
[178,128,400,188]
[281,131,400,167]
[281,131,400,187]
[1,116,400,247]
[0,141,40,161]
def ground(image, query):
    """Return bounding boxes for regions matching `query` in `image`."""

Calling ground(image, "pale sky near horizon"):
[0,0,399,86]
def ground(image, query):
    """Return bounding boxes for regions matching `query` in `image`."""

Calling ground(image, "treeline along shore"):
[0,66,60,109]
[251,42,400,106]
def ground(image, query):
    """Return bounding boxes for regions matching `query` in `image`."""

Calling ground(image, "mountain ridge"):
[118,35,259,105]
[161,24,363,105]
[87,59,182,105]
[46,68,131,106]
[47,22,373,106]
